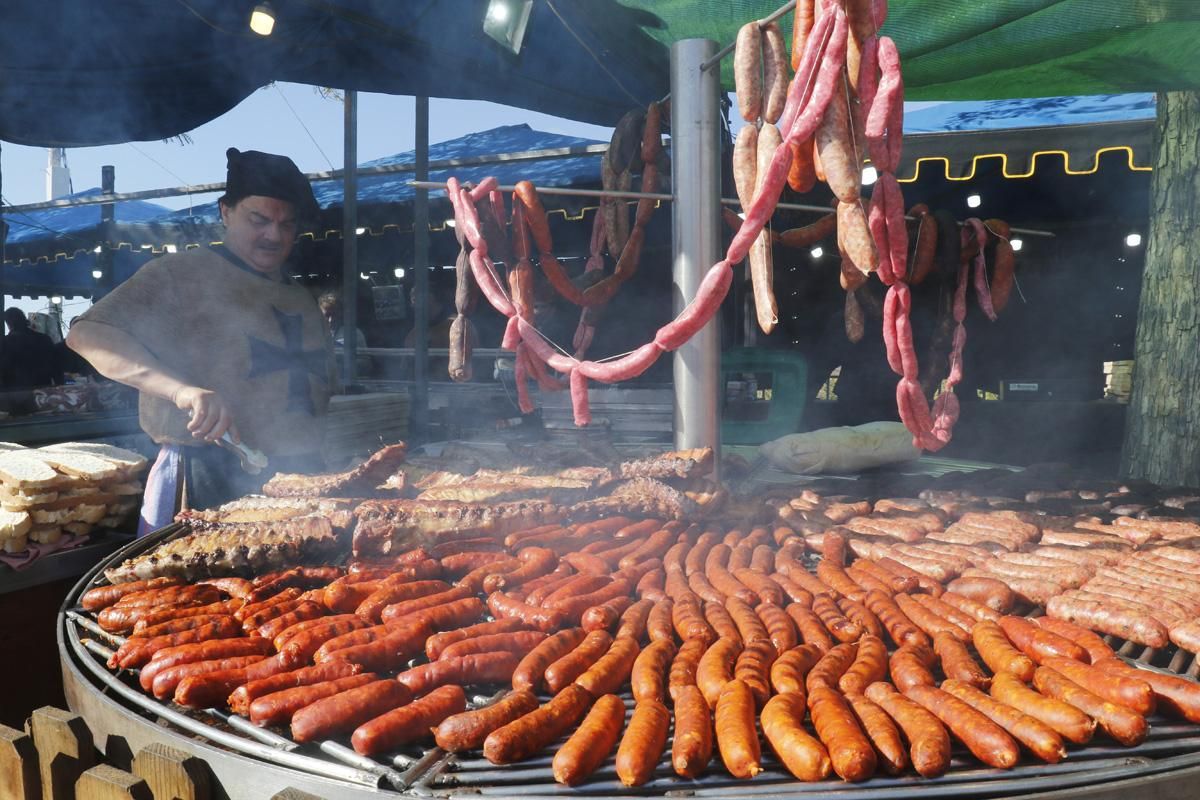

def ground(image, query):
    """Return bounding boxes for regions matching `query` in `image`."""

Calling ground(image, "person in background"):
[67,148,335,529]
[1,308,62,389]
[318,290,371,379]
[57,317,99,379]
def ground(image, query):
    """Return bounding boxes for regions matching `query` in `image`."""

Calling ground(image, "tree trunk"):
[1121,91,1200,485]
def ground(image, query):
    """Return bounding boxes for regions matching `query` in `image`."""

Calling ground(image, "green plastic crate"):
[721,348,807,445]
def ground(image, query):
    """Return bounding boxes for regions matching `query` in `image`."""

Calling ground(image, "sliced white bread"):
[29,526,62,544]
[0,509,32,539]
[0,452,63,490]
[26,451,122,483]
[41,443,148,476]
[2,533,29,553]
[63,522,92,536]
[0,443,28,452]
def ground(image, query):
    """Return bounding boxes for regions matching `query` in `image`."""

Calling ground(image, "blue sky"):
[0,82,613,211]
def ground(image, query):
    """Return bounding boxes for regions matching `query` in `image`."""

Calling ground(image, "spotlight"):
[483,0,533,54]
[91,270,102,279]
[249,2,275,36]
[1010,238,1023,252]
[1125,232,1142,247]
[861,166,878,186]
[394,268,406,278]
[50,296,62,305]
[810,246,824,259]
[966,194,982,208]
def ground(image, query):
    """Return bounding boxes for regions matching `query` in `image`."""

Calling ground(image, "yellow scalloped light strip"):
[897,145,1152,183]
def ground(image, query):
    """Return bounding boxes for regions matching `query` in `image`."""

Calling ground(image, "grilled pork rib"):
[104,516,340,583]
[352,499,562,556]
[262,443,408,498]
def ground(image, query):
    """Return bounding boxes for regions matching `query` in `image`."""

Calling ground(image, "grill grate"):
[60,525,1200,798]
[65,604,1200,799]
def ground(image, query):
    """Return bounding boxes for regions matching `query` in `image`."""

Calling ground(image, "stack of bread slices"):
[0,442,147,553]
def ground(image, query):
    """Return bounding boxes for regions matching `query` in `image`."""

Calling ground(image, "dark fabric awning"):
[2,1,1198,147]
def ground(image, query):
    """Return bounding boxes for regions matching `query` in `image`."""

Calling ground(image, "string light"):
[1125,232,1142,247]
[810,246,823,259]
[91,270,102,279]
[967,194,982,208]
[896,146,1153,184]
[394,267,406,278]
[1010,238,1023,252]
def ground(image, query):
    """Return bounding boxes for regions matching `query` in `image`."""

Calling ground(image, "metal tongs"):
[217,431,269,475]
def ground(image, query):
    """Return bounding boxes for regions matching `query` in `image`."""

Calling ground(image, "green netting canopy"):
[621,0,1200,100]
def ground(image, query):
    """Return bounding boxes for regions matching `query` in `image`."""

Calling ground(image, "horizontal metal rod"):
[700,0,797,72]
[414,181,1054,237]
[409,179,671,201]
[2,144,612,213]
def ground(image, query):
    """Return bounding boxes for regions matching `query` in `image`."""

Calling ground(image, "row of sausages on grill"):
[78,517,1200,781]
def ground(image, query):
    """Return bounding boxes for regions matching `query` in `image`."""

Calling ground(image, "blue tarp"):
[905,94,1155,134]
[4,187,170,248]
[162,124,607,227]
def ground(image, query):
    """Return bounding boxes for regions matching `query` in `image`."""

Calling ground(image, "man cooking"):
[68,148,335,531]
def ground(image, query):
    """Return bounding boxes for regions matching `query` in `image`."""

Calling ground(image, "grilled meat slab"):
[105,516,341,583]
[262,443,408,498]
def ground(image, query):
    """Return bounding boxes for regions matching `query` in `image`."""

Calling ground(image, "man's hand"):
[173,386,240,443]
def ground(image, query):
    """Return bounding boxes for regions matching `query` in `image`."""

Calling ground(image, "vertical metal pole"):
[412,96,431,441]
[0,141,6,321]
[341,90,359,386]
[96,165,115,301]
[670,39,722,466]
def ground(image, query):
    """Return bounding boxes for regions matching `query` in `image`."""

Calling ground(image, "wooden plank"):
[27,707,94,800]
[75,764,152,800]
[0,724,39,800]
[132,743,210,800]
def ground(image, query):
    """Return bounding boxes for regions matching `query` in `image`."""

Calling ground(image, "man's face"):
[220,196,298,275]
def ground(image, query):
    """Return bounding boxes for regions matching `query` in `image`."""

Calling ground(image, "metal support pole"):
[670,39,722,466]
[341,90,359,387]
[0,141,6,322]
[412,95,431,441]
[96,165,115,302]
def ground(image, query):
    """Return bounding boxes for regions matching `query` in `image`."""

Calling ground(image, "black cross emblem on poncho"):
[246,307,328,414]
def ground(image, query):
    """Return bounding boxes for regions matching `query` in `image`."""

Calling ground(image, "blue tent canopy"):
[159,123,608,228]
[905,94,1155,134]
[1,124,611,294]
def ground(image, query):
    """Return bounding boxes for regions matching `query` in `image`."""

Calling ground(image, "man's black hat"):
[221,147,320,223]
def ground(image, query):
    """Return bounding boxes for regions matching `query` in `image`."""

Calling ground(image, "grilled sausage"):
[902,684,1020,768]
[846,692,908,775]
[616,699,670,786]
[631,639,676,704]
[864,681,951,778]
[435,688,540,753]
[230,661,362,717]
[941,679,1066,763]
[839,634,887,695]
[397,652,521,697]
[715,679,762,778]
[484,684,594,764]
[249,673,378,728]
[351,684,466,755]
[552,693,625,785]
[512,628,587,692]
[545,630,613,694]
[575,636,640,697]
[1032,666,1147,746]
[761,692,831,781]
[291,679,412,743]
[990,672,1096,744]
[807,684,876,782]
[671,684,713,778]
[932,630,990,688]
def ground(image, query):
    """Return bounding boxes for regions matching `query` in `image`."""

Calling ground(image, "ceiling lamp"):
[394,268,406,278]
[966,194,982,208]
[250,2,276,36]
[810,246,824,259]
[1125,232,1142,247]
[484,0,533,54]
[1010,238,1023,252]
